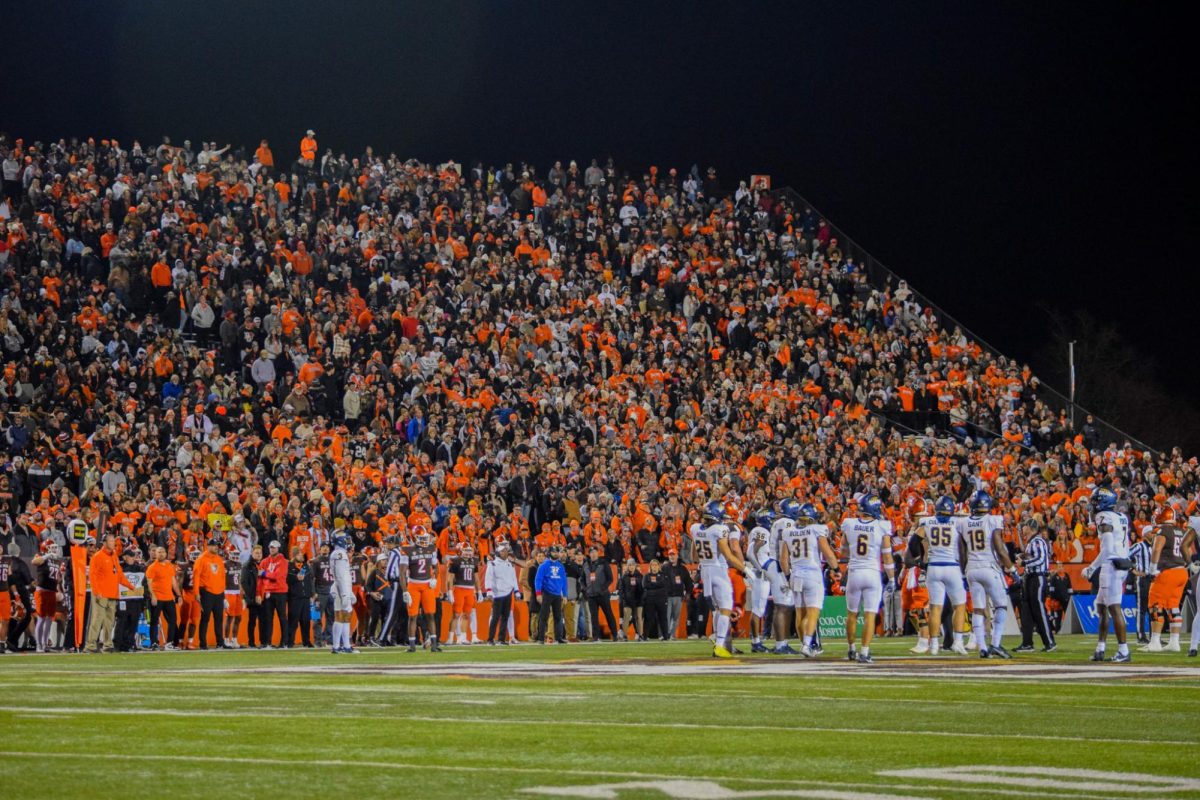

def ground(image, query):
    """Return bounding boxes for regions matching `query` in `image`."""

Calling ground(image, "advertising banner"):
[819,595,847,638]
[1072,594,1137,635]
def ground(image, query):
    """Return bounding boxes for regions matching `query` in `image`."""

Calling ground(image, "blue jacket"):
[534,559,567,597]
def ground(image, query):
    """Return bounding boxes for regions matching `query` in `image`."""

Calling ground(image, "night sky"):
[7,3,1195,436]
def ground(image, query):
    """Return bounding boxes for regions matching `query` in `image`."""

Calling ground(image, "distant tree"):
[1035,307,1200,455]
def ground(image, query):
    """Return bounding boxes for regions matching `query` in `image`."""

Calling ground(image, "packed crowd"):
[1,128,1198,654]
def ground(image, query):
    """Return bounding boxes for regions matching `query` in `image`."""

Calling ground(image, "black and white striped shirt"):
[385,548,404,582]
[1023,536,1051,574]
[1128,539,1152,575]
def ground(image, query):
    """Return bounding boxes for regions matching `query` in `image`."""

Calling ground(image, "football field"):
[1,635,1198,799]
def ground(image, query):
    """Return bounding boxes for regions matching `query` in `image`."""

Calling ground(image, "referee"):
[1128,533,1153,645]
[378,535,406,646]
[1015,520,1056,652]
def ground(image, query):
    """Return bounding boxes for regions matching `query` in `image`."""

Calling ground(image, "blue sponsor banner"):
[1072,594,1138,634]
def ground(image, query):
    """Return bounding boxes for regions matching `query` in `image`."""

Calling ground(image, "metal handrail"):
[772,186,1158,455]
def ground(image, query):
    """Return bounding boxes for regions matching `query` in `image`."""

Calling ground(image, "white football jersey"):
[782,522,829,576]
[956,514,1005,568]
[331,547,353,595]
[842,517,892,571]
[694,523,730,569]
[770,516,794,558]
[1095,510,1130,560]
[748,525,773,569]
[917,515,961,565]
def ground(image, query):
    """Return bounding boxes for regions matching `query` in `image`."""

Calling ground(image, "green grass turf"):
[1,634,1198,799]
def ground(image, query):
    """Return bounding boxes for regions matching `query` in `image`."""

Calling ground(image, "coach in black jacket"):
[240,546,262,648]
[661,550,692,640]
[641,560,670,640]
[583,547,619,641]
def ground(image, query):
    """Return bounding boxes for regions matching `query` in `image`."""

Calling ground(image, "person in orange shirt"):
[299,129,318,163]
[255,139,275,173]
[194,537,228,650]
[145,546,180,649]
[86,533,134,653]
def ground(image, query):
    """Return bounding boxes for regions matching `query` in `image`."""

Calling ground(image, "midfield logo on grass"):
[521,779,916,799]
[522,767,1200,798]
[818,596,847,638]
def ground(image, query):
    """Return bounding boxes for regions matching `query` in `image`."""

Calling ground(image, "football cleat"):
[1108,652,1132,663]
[407,643,417,653]
[1188,648,1197,657]
[1164,642,1181,652]
[979,649,990,659]
[750,642,768,653]
[847,647,857,662]
[1041,643,1057,653]
[430,640,443,653]
[991,645,1013,659]
[856,652,874,664]
[712,645,733,659]
[1013,644,1035,653]
[1139,641,1163,653]
[798,644,814,658]
[910,641,930,655]
[1090,650,1105,662]
[950,643,969,656]
[773,643,799,655]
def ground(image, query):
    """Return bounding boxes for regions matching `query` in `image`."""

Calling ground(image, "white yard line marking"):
[1,679,1177,713]
[0,751,1115,800]
[4,706,1192,747]
[3,660,1196,683]
[880,766,1200,794]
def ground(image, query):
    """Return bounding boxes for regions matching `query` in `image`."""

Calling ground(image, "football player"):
[447,543,483,645]
[177,544,202,649]
[31,542,64,653]
[0,546,13,653]
[1142,507,1195,652]
[779,502,838,657]
[402,526,443,653]
[694,500,754,658]
[222,541,244,648]
[769,501,803,654]
[745,510,775,653]
[912,495,968,655]
[955,491,1016,659]
[1083,487,1132,662]
[841,495,895,663]
[329,533,358,654]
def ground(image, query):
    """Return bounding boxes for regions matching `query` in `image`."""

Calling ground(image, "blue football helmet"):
[332,534,353,551]
[702,501,728,523]
[779,499,802,521]
[969,490,993,515]
[754,508,776,529]
[798,503,819,521]
[1092,487,1118,512]
[934,495,955,521]
[859,494,883,519]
